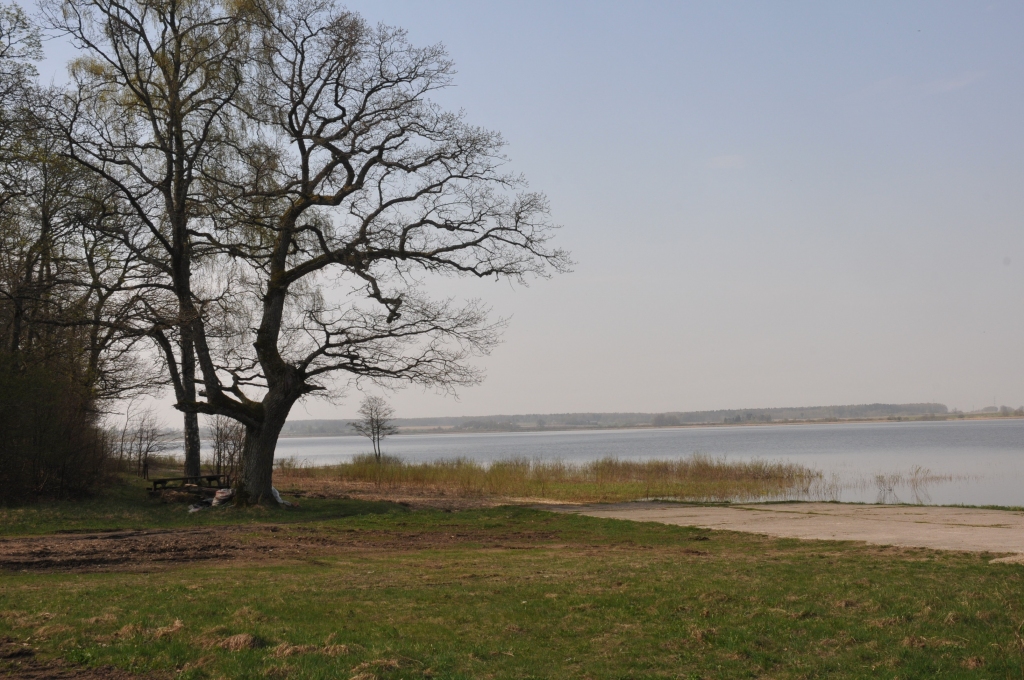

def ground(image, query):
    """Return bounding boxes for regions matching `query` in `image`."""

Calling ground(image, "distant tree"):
[111,404,167,478]
[350,396,398,462]
[207,414,244,480]
[652,413,681,427]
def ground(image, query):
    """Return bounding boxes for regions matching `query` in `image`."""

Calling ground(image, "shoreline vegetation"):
[273,454,826,504]
[275,402,1024,438]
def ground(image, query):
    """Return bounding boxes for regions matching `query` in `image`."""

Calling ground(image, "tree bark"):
[180,336,202,478]
[183,411,201,477]
[235,389,296,505]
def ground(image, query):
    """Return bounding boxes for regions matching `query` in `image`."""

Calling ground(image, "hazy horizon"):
[27,1,1024,423]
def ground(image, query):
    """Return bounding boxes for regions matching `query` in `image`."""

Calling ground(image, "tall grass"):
[274,454,823,503]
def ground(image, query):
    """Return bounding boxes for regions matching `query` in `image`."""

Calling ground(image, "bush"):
[0,354,112,504]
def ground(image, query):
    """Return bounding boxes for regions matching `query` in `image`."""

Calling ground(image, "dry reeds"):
[871,466,954,504]
[274,453,822,503]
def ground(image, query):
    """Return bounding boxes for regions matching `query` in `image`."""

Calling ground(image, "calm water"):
[269,419,1024,506]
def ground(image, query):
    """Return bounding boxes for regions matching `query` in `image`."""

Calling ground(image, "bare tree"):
[350,396,398,461]
[1,2,158,400]
[111,403,167,478]
[48,0,570,504]
[42,0,252,478]
[0,109,159,397]
[206,414,243,481]
[183,0,569,504]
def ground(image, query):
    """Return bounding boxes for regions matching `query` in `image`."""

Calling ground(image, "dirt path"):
[550,502,1024,560]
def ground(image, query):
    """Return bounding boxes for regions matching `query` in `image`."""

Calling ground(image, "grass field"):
[2,482,1023,679]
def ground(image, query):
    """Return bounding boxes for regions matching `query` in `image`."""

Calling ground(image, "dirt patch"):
[0,527,249,572]
[0,524,559,574]
[1,656,164,679]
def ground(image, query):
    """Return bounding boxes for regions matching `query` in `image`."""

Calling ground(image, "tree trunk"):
[181,336,202,478]
[235,391,295,505]
[183,412,201,477]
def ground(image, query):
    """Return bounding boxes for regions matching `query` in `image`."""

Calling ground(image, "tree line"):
[0,0,568,504]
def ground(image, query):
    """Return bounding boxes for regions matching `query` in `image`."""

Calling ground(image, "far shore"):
[274,412,1024,438]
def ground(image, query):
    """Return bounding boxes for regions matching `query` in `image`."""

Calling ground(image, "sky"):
[28,1,1024,420]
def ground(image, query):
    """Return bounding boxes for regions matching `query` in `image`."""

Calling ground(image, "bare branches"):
[41,0,257,475]
[350,395,397,461]
[40,0,570,502]
[200,0,569,401]
[0,92,163,401]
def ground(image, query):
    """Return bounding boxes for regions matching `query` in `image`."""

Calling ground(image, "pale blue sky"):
[31,1,1024,418]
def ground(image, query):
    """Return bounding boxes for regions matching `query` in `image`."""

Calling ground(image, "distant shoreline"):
[276,412,1024,438]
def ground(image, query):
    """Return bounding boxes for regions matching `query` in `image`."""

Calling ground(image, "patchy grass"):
[2,498,1024,678]
[0,477,400,537]
[276,453,824,503]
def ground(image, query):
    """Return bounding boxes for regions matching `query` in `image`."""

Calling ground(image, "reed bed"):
[274,454,823,503]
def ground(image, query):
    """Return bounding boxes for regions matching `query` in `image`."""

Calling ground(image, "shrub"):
[0,353,112,504]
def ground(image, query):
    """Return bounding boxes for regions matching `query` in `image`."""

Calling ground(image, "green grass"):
[2,490,1024,678]
[0,477,401,537]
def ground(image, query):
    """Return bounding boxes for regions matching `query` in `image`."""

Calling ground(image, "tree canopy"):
[25,0,569,504]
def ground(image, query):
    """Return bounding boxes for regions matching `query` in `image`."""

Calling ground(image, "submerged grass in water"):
[274,453,823,503]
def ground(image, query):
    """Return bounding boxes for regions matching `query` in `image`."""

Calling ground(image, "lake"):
[268,419,1024,506]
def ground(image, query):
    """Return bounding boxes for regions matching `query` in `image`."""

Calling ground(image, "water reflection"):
[767,466,966,505]
[721,466,973,505]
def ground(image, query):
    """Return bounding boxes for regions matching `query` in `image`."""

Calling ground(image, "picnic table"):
[149,474,230,492]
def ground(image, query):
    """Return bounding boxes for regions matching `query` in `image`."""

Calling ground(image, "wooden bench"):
[149,475,230,492]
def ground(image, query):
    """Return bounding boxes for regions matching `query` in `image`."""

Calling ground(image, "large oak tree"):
[50,0,569,503]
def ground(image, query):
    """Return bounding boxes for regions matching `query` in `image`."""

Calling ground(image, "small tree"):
[207,414,244,482]
[350,396,398,462]
[112,405,167,478]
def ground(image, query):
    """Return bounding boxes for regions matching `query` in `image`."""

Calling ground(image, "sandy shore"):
[547,502,1024,562]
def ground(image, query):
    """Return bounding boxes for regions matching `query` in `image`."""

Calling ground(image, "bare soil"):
[0,659,163,679]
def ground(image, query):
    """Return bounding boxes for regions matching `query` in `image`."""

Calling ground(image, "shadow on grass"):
[0,476,406,537]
